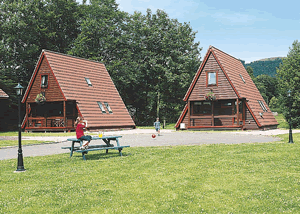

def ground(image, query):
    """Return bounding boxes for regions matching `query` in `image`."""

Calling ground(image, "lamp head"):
[287,90,292,97]
[14,83,24,96]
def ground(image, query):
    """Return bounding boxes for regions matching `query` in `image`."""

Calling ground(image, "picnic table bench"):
[61,135,129,160]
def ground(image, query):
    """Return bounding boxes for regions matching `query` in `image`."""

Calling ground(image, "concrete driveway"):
[0,129,296,160]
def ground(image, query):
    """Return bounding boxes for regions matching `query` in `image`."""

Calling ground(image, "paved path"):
[1,129,296,160]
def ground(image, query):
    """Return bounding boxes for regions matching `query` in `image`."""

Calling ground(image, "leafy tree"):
[246,66,255,80]
[70,7,202,125]
[277,40,300,128]
[254,74,278,104]
[0,0,80,130]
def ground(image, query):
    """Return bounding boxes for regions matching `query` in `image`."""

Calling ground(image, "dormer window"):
[41,75,48,88]
[207,71,217,86]
[85,77,92,86]
[239,74,246,83]
[97,101,106,113]
[104,102,113,114]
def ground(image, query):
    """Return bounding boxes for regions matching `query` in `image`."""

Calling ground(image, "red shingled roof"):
[0,89,9,99]
[180,46,278,128]
[22,50,135,129]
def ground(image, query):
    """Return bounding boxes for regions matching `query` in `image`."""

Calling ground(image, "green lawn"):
[0,140,52,147]
[1,133,300,213]
[275,114,289,129]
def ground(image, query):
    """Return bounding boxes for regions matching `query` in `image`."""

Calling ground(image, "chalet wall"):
[244,106,259,130]
[26,57,64,103]
[189,53,237,101]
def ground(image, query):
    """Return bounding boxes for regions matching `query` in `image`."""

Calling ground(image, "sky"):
[77,0,300,63]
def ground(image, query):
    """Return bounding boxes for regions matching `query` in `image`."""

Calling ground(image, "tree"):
[70,7,202,125]
[0,0,80,130]
[254,74,278,104]
[246,66,255,80]
[277,40,300,128]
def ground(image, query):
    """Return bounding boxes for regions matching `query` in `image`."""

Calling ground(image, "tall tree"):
[277,40,300,128]
[0,0,80,130]
[70,7,202,125]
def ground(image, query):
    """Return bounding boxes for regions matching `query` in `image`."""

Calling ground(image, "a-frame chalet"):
[176,46,278,130]
[22,50,135,132]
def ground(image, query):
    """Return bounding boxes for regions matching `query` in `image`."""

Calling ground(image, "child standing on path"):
[154,118,161,136]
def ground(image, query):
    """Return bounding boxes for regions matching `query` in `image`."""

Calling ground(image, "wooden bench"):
[61,136,129,160]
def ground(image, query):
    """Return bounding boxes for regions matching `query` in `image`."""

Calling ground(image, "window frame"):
[206,71,218,86]
[40,75,49,88]
[97,101,106,113]
[104,102,113,114]
[258,100,267,112]
[85,77,93,87]
[239,74,246,83]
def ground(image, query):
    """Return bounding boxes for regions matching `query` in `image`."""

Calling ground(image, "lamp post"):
[287,90,294,144]
[14,83,25,172]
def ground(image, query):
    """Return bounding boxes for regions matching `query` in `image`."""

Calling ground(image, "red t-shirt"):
[76,123,85,139]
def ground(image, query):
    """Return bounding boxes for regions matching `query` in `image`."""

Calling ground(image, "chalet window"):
[207,72,217,85]
[214,101,233,115]
[258,100,267,112]
[41,75,48,88]
[192,101,211,115]
[85,77,92,86]
[104,102,113,114]
[97,101,106,113]
[239,74,246,83]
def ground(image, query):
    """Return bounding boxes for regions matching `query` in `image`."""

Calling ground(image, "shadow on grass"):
[71,150,130,161]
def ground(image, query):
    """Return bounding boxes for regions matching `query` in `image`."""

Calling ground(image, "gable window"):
[104,102,113,114]
[239,74,246,83]
[97,101,106,113]
[207,72,217,85]
[41,75,48,88]
[258,100,267,112]
[85,77,92,86]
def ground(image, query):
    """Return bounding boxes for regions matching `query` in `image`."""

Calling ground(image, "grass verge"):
[0,140,52,148]
[1,133,300,213]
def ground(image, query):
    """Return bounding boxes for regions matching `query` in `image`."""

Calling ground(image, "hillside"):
[242,57,284,77]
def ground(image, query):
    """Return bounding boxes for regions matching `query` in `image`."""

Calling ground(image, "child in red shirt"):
[75,116,91,149]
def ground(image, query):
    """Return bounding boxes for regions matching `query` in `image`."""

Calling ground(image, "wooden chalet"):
[0,89,9,99]
[175,46,278,130]
[22,50,135,132]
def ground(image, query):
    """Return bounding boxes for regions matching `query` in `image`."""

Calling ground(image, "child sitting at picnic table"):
[75,116,92,150]
[154,117,161,136]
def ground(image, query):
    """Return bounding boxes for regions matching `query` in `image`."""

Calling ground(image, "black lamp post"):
[14,83,26,172]
[287,90,294,144]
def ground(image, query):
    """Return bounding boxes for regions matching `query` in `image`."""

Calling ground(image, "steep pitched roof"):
[0,89,9,99]
[23,50,135,128]
[181,46,278,128]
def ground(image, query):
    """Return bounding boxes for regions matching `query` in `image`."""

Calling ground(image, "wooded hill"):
[241,57,284,77]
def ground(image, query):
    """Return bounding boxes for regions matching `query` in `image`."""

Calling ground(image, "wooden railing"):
[27,117,75,128]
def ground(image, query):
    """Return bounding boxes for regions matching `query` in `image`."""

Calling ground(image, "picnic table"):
[61,135,129,160]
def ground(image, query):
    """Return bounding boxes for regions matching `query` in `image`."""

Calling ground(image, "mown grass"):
[0,140,52,147]
[275,114,289,129]
[1,133,300,213]
[0,131,79,137]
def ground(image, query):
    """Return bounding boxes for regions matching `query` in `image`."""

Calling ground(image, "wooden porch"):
[187,98,245,130]
[24,100,77,132]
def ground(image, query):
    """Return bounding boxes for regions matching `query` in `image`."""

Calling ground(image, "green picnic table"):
[61,135,129,160]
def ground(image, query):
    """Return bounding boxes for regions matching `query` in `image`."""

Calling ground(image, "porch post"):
[236,98,239,126]
[188,101,191,127]
[211,101,214,126]
[63,101,66,128]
